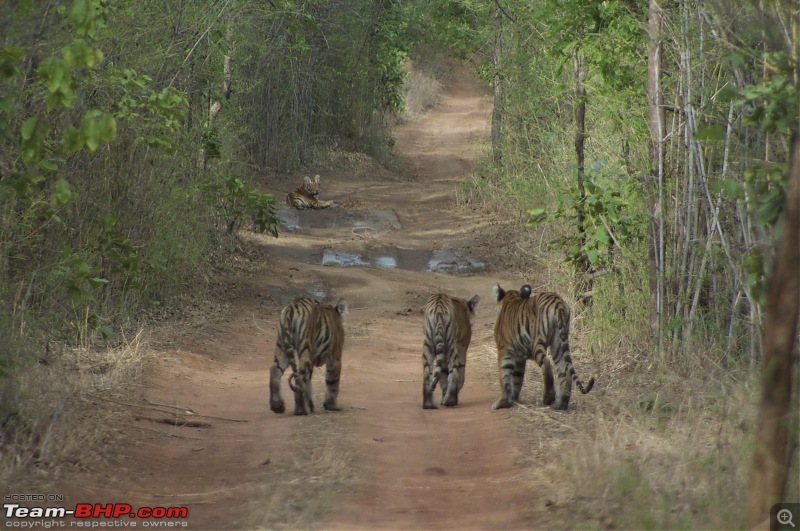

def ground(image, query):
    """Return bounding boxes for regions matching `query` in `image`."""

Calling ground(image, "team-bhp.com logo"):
[4,503,189,527]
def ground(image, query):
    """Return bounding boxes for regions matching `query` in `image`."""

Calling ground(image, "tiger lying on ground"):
[492,283,594,411]
[422,292,480,409]
[285,174,335,210]
[269,296,347,415]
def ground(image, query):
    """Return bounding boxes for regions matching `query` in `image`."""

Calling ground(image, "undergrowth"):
[459,149,798,528]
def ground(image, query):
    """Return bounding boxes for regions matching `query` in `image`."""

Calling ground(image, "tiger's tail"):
[566,354,595,394]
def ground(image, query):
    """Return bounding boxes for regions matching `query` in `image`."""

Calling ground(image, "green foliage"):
[202,174,280,237]
[235,0,411,170]
[528,161,644,269]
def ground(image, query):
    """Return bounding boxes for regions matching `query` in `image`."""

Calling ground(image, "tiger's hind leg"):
[422,340,438,409]
[323,357,342,411]
[305,366,315,413]
[510,356,526,403]
[292,339,314,415]
[492,346,517,409]
[541,356,556,406]
[269,343,292,414]
[292,360,313,415]
[442,353,465,407]
[551,337,572,411]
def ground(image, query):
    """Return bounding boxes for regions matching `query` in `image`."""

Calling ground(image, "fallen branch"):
[90,394,248,423]
[135,416,212,428]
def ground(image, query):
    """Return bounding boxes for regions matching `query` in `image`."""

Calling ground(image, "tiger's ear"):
[520,284,532,299]
[468,295,480,313]
[304,175,313,186]
[493,283,505,302]
[314,174,321,184]
[335,299,348,316]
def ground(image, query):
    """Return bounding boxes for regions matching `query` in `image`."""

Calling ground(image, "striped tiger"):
[285,175,335,210]
[269,296,347,415]
[492,283,594,411]
[422,292,480,409]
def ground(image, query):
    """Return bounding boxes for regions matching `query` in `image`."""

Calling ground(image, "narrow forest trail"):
[45,64,594,530]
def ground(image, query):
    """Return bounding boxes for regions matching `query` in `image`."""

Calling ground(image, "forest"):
[1,0,798,529]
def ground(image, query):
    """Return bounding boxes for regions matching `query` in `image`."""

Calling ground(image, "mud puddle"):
[315,247,484,273]
[279,205,401,237]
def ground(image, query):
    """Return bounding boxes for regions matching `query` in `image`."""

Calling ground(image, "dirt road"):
[47,64,578,530]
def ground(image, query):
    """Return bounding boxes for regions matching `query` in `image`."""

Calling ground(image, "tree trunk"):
[647,0,665,351]
[197,15,233,171]
[573,47,590,276]
[747,129,800,529]
[491,7,503,166]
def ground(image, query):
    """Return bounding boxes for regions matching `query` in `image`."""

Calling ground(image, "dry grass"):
[458,158,790,529]
[0,330,152,486]
[557,370,758,529]
[398,62,443,124]
[239,417,357,530]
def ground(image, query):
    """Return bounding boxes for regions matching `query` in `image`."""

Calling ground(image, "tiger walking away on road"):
[270,297,347,415]
[492,283,594,411]
[422,292,480,409]
[285,175,335,210]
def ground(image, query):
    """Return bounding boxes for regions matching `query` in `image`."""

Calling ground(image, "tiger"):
[422,292,480,409]
[269,296,347,415]
[285,174,335,210]
[491,283,594,411]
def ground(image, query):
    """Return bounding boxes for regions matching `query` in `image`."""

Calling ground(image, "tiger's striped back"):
[285,175,334,210]
[422,292,479,409]
[492,283,594,411]
[269,296,347,415]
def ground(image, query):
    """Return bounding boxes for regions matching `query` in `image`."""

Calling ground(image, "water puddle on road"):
[320,247,485,274]
[322,250,369,267]
[280,205,401,237]
[427,249,486,273]
[275,207,485,274]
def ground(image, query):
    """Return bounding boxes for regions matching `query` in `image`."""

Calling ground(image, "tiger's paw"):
[442,395,458,407]
[492,398,513,410]
[323,398,341,411]
[543,390,556,406]
[270,400,286,414]
[293,407,311,416]
[554,396,570,411]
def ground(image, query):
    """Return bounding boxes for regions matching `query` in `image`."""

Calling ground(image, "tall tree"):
[491,5,504,165]
[747,127,800,528]
[646,0,665,350]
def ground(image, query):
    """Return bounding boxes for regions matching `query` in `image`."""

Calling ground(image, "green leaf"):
[527,208,548,225]
[696,123,726,141]
[586,249,599,265]
[710,179,744,199]
[63,39,103,67]
[716,84,737,103]
[69,0,94,35]
[594,225,610,245]
[53,178,72,206]
[68,285,84,306]
[39,56,72,90]
[667,317,684,330]
[38,159,60,172]
[0,46,23,81]
[21,117,38,140]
